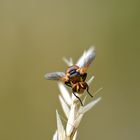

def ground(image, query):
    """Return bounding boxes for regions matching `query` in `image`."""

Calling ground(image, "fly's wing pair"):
[45,47,95,81]
[44,72,66,82]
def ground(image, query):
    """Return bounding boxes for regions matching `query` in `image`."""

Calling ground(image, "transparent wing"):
[76,47,96,68]
[44,72,66,81]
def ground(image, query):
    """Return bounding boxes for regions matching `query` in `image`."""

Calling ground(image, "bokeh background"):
[0,0,140,140]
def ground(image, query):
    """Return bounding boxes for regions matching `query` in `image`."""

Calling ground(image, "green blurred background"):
[0,0,140,140]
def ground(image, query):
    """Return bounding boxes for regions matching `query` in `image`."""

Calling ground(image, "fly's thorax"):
[66,65,79,73]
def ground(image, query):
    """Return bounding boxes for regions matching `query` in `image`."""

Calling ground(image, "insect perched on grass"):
[45,48,95,106]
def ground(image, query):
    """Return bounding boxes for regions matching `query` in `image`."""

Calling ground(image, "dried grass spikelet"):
[53,47,102,140]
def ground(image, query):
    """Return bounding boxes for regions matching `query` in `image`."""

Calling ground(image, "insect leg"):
[82,73,87,81]
[72,92,83,106]
[86,84,93,97]
[65,81,72,87]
